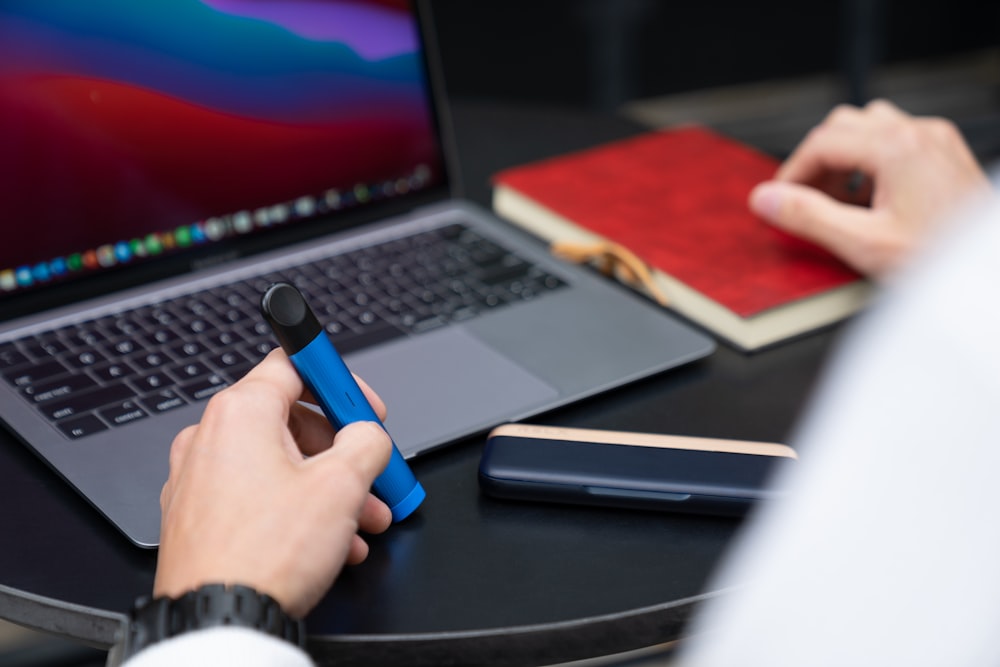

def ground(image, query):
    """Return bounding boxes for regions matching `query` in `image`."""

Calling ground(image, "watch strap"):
[122,583,305,660]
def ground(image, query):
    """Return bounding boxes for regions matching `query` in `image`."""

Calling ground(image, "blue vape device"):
[260,282,425,522]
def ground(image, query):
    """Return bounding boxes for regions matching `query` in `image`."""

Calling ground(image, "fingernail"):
[749,182,782,220]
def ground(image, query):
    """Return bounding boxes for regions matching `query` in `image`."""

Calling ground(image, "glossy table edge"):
[0,582,125,647]
[306,591,719,667]
[0,580,720,666]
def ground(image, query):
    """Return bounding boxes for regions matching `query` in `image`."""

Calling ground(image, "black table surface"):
[0,101,841,667]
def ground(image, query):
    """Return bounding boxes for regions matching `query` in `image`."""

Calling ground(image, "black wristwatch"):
[122,583,305,660]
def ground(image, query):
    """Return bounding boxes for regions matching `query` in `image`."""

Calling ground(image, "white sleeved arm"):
[121,626,314,667]
[679,196,1000,666]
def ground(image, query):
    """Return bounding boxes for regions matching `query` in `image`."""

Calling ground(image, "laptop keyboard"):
[0,223,566,440]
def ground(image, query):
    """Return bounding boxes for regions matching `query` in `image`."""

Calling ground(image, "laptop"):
[0,0,714,547]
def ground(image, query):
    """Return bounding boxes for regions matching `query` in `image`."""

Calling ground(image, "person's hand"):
[749,99,993,279]
[154,348,393,618]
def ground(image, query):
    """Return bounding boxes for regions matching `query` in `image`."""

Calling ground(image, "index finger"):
[250,346,387,424]
[776,101,911,186]
[216,347,306,423]
[777,124,880,186]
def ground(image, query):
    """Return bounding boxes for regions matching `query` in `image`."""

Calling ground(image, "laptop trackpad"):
[345,328,558,457]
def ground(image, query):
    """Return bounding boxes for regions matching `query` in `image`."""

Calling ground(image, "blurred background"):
[2,0,999,665]
[430,0,1000,162]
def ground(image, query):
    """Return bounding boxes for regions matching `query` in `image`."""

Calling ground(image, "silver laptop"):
[0,0,714,547]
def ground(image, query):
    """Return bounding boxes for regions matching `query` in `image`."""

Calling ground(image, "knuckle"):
[825,103,857,125]
[923,116,961,143]
[865,98,898,116]
[168,425,195,461]
[173,423,196,444]
[204,380,263,417]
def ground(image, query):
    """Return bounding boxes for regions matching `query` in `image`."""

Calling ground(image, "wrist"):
[122,582,305,660]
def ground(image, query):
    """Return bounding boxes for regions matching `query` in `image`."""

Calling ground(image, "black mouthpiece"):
[260,282,323,355]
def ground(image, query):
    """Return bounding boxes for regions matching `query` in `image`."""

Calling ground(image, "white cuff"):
[122,625,314,667]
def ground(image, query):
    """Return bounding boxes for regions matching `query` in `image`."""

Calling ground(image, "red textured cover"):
[493,126,861,318]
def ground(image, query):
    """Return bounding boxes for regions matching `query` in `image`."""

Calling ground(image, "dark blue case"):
[478,424,795,516]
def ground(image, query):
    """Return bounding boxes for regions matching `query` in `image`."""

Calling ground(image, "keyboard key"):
[179,373,229,401]
[57,414,109,440]
[109,316,143,336]
[103,339,139,357]
[40,383,136,421]
[168,360,212,381]
[98,399,149,427]
[24,374,99,404]
[140,389,188,414]
[245,340,276,359]
[208,350,248,370]
[142,329,180,346]
[132,372,171,392]
[65,326,107,347]
[131,350,174,371]
[168,340,208,359]
[90,361,137,383]
[0,344,29,370]
[4,359,70,388]
[64,349,108,369]
[19,338,70,359]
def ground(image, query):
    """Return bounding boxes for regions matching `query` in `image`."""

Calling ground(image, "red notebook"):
[491,125,871,351]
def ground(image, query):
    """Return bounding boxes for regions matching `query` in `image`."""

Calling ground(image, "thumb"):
[749,181,877,269]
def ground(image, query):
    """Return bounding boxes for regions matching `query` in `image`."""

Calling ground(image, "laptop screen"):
[0,0,445,306]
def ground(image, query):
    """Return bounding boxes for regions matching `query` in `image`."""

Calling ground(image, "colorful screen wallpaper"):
[0,0,442,295]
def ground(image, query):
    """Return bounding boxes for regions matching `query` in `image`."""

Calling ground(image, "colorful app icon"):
[205,218,228,241]
[32,263,51,282]
[49,257,68,276]
[269,204,289,224]
[114,241,132,262]
[145,233,163,255]
[15,266,33,287]
[0,269,16,291]
[324,189,342,209]
[235,210,254,233]
[251,208,270,229]
[67,254,84,271]
[82,250,99,270]
[97,245,116,267]
[294,196,316,217]
[189,223,207,244]
[175,226,192,247]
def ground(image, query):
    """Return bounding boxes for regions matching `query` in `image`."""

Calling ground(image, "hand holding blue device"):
[260,282,425,522]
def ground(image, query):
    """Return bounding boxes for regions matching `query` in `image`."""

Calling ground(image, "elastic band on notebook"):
[550,240,670,307]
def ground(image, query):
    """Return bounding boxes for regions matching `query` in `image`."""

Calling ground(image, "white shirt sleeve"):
[679,196,1000,666]
[121,626,314,667]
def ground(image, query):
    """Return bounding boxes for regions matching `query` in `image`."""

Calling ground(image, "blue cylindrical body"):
[289,333,425,522]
